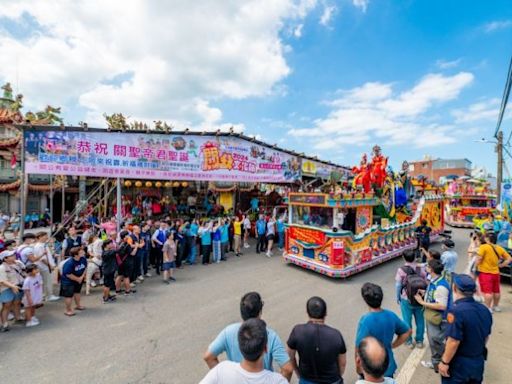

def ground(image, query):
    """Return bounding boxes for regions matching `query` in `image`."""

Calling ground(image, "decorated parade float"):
[444,179,496,228]
[283,146,445,278]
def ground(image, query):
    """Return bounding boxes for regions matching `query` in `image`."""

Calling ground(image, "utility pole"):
[497,130,503,205]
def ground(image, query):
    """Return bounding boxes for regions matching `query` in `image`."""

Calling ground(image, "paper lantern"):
[124,180,132,187]
[173,181,180,187]
[155,181,162,188]
[164,181,172,188]
[181,181,188,187]
[135,181,143,188]
[145,181,153,188]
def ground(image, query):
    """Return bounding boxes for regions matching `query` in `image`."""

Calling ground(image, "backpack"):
[401,266,427,306]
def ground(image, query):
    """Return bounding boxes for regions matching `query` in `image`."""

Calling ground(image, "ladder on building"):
[51,178,117,237]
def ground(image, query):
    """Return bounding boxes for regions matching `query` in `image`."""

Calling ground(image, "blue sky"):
[0,0,511,174]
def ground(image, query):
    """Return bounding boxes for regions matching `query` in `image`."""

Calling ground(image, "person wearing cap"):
[34,231,59,301]
[415,259,451,372]
[438,274,492,383]
[17,233,36,265]
[440,239,458,275]
[0,250,25,331]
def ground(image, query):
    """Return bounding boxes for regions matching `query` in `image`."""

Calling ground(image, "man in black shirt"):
[287,297,347,384]
[415,219,432,261]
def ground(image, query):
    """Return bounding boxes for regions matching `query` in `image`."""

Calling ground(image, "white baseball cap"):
[0,250,16,261]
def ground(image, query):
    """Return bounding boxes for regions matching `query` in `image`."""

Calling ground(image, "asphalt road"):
[0,228,473,384]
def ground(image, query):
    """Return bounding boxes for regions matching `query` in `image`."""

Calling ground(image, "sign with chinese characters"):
[23,130,303,182]
[288,226,326,245]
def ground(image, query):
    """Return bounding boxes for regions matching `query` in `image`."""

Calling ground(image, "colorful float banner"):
[24,130,303,183]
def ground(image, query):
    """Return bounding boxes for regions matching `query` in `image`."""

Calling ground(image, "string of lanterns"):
[124,180,189,188]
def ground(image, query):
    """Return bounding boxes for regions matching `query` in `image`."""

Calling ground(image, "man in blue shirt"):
[440,240,458,274]
[186,219,199,265]
[355,283,411,378]
[256,215,267,254]
[439,274,492,384]
[204,291,293,381]
[220,220,229,261]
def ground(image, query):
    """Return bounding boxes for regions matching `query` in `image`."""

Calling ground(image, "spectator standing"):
[256,215,267,254]
[187,218,199,265]
[243,215,251,248]
[277,216,286,251]
[115,231,137,296]
[266,217,276,258]
[220,219,229,261]
[0,211,7,236]
[162,232,177,284]
[200,318,288,384]
[355,283,411,378]
[438,274,493,384]
[395,250,427,349]
[414,259,451,372]
[355,337,397,384]
[17,233,36,265]
[228,217,235,252]
[61,227,82,260]
[22,264,43,327]
[34,232,59,301]
[212,220,222,264]
[60,247,87,317]
[85,233,103,295]
[287,296,347,384]
[476,232,511,312]
[441,239,458,274]
[234,217,242,257]
[130,225,145,284]
[200,221,213,265]
[204,291,293,381]
[151,222,167,275]
[175,223,187,269]
[101,240,118,303]
[140,223,152,277]
[0,250,25,331]
[415,219,432,261]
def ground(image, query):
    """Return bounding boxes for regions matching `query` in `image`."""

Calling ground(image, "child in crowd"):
[162,232,177,284]
[22,264,43,327]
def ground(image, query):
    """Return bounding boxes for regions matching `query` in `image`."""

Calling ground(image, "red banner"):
[288,226,326,245]
[461,207,491,216]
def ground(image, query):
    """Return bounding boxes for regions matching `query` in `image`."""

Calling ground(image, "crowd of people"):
[0,208,510,383]
[0,211,287,327]
[200,274,493,384]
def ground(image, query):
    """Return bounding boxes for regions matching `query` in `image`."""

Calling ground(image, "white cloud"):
[0,0,319,127]
[320,5,336,26]
[451,98,503,123]
[294,24,304,37]
[352,0,369,13]
[288,72,474,150]
[484,20,512,33]
[378,72,474,118]
[436,58,462,69]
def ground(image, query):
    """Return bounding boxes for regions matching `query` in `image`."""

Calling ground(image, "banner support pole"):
[116,177,121,232]
[19,126,26,242]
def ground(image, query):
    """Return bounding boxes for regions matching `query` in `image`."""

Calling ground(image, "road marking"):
[396,341,429,384]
